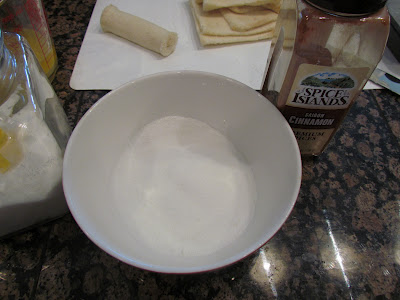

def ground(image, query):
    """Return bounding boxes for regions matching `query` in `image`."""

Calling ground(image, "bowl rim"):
[63,70,302,274]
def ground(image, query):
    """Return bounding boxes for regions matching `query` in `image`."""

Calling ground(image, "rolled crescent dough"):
[100,5,178,57]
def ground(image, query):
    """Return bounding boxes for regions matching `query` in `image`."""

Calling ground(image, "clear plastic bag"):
[0,29,71,237]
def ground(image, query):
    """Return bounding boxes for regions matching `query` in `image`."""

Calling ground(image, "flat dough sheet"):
[190,0,273,36]
[202,0,274,11]
[70,0,272,90]
[220,7,277,32]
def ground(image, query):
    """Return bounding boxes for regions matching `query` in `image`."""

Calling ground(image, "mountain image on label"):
[301,73,355,89]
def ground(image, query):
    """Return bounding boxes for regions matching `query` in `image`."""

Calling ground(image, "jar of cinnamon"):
[262,0,390,156]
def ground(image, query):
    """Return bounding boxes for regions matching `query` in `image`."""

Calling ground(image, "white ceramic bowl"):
[63,71,301,273]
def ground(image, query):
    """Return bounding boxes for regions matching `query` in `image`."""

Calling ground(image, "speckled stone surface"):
[1,0,400,299]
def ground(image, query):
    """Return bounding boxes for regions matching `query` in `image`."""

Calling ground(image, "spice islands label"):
[291,72,353,109]
[287,64,367,110]
[283,64,369,154]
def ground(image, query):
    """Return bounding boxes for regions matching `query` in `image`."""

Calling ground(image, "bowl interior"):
[63,71,301,273]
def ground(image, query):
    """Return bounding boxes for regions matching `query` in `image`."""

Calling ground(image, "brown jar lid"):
[305,0,387,15]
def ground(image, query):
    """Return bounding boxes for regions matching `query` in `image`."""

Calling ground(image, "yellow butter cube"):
[0,128,9,148]
[0,128,22,173]
[0,153,11,173]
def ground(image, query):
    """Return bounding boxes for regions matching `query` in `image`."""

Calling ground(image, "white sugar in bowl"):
[63,71,301,273]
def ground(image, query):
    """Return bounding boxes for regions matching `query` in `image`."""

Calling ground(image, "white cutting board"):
[70,0,394,91]
[70,0,272,90]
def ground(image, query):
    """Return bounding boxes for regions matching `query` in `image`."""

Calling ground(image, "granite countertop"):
[1,0,400,298]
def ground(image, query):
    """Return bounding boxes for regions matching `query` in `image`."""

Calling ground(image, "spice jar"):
[0,28,71,237]
[261,0,390,156]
